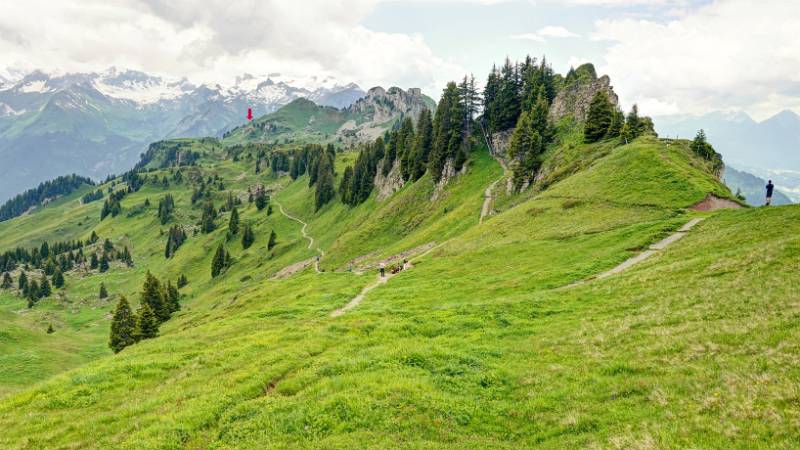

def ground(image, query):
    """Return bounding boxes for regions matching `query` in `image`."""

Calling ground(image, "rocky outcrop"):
[338,86,433,142]
[346,86,430,124]
[431,158,467,201]
[373,159,405,202]
[549,64,619,123]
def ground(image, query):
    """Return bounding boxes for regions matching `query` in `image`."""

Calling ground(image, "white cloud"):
[537,26,580,38]
[511,33,546,42]
[511,25,579,42]
[0,0,464,95]
[592,0,800,119]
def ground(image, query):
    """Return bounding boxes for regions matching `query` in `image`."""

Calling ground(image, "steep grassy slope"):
[3,132,791,448]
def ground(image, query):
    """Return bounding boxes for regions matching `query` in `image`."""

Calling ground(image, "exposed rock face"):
[338,86,432,142]
[347,86,430,124]
[431,158,467,201]
[373,159,405,202]
[549,65,619,123]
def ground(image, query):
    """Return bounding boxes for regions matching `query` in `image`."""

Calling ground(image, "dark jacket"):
[766,183,774,196]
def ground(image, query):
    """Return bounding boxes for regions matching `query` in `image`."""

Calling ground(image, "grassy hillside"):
[2,131,798,448]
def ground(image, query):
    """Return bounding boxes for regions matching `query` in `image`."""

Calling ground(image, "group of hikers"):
[378,259,408,277]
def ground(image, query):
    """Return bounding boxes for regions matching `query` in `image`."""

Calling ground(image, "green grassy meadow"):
[1,132,798,448]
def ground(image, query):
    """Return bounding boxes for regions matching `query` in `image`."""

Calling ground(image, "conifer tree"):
[200,200,217,233]
[584,91,615,143]
[254,190,268,211]
[90,253,99,270]
[18,271,27,291]
[241,223,255,249]
[140,272,168,323]
[267,204,273,216]
[165,281,180,313]
[121,246,133,267]
[227,206,240,238]
[99,253,110,273]
[411,108,434,181]
[607,109,624,138]
[619,122,633,144]
[626,104,641,138]
[211,244,227,278]
[52,268,65,289]
[99,282,109,299]
[177,274,188,288]
[268,230,277,250]
[47,323,54,334]
[39,275,51,298]
[1,272,11,289]
[109,296,136,353]
[315,152,336,211]
[134,302,159,341]
[430,82,466,182]
[338,166,354,203]
[508,111,545,189]
[89,230,99,244]
[27,280,39,306]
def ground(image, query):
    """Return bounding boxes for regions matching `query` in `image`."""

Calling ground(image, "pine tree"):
[39,275,51,298]
[134,302,159,341]
[507,111,545,189]
[121,246,133,267]
[315,152,336,211]
[254,189,268,211]
[200,200,217,233]
[430,82,466,182]
[165,281,180,313]
[90,253,99,270]
[52,268,65,288]
[140,272,169,323]
[99,254,110,273]
[227,207,240,238]
[109,296,136,352]
[268,230,277,250]
[619,122,633,144]
[584,91,615,143]
[411,108,434,181]
[397,116,416,180]
[18,271,27,291]
[177,274,188,288]
[241,223,255,249]
[626,104,641,139]
[27,280,39,306]
[338,166,354,203]
[47,323,54,334]
[607,109,624,138]
[99,282,109,299]
[1,272,11,289]
[267,204,273,216]
[211,244,227,278]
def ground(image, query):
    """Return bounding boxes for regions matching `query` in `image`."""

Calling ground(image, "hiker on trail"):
[348,261,353,272]
[379,262,385,278]
[766,180,775,206]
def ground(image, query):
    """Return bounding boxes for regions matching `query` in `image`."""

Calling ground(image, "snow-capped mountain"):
[0,68,366,201]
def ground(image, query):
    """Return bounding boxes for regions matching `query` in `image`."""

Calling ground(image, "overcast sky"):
[0,0,798,119]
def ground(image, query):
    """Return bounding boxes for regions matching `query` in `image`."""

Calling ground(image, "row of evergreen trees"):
[0,174,95,222]
[483,56,559,135]
[0,270,62,308]
[109,272,181,353]
[584,93,655,144]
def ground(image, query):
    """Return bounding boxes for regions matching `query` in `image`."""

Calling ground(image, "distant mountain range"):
[0,68,366,201]
[656,110,800,202]
[722,166,792,206]
[223,86,436,146]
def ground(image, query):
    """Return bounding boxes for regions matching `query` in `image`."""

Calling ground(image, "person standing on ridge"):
[379,262,385,278]
[766,180,775,206]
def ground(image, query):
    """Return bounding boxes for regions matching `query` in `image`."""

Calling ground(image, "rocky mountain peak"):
[549,64,619,123]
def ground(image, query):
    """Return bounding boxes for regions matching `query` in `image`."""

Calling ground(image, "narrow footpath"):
[275,201,325,273]
[564,217,705,288]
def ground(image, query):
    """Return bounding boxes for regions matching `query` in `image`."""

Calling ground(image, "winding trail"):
[275,201,325,273]
[563,217,705,289]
